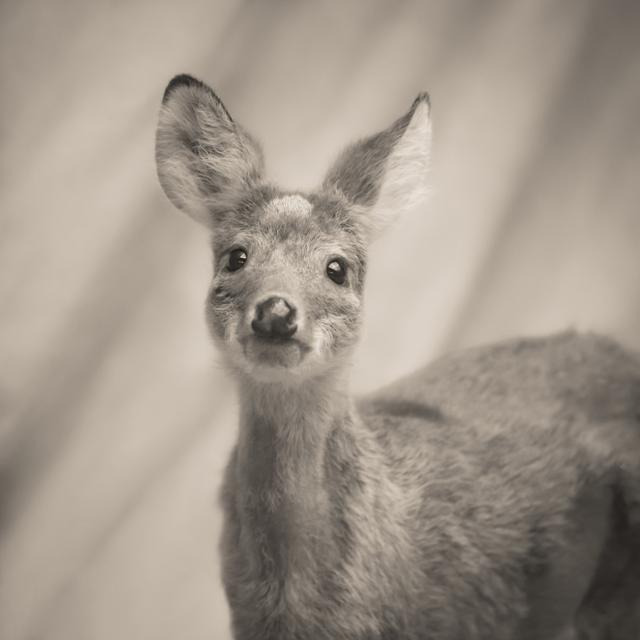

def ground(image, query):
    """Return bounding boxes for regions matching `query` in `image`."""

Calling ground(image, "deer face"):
[205,189,366,381]
[156,75,431,383]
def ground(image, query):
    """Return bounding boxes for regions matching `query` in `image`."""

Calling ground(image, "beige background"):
[1,1,639,638]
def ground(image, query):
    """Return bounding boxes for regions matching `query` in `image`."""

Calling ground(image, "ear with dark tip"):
[322,92,432,235]
[155,74,264,228]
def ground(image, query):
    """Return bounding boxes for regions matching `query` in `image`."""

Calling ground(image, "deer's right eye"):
[227,248,248,272]
[326,258,347,285]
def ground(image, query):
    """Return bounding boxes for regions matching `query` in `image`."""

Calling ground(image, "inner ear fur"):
[322,93,432,234]
[155,74,264,228]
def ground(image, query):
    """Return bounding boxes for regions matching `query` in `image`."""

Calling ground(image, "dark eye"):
[227,248,248,272]
[326,259,347,285]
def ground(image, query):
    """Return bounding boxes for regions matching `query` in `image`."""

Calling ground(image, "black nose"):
[251,296,298,339]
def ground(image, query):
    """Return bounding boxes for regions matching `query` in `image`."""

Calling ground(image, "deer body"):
[155,75,640,639]
[220,333,639,639]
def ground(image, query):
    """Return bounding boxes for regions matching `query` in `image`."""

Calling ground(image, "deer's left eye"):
[227,248,248,272]
[326,259,347,285]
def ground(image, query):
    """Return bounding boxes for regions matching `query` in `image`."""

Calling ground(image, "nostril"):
[251,317,267,337]
[251,317,298,339]
[251,296,298,339]
[276,318,297,338]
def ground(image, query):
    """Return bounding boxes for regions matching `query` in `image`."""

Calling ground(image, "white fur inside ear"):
[156,87,218,226]
[157,152,213,227]
[371,101,432,233]
[156,81,263,229]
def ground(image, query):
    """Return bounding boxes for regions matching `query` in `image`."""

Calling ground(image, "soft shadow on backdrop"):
[1,1,639,638]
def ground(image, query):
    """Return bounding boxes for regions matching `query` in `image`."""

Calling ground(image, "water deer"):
[155,74,640,640]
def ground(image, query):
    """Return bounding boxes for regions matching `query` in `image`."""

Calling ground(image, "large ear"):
[322,93,431,234]
[155,74,264,228]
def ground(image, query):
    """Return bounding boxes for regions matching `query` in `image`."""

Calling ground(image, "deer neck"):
[236,371,351,499]
[233,371,356,572]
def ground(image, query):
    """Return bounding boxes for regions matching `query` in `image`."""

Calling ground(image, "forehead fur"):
[225,186,362,237]
[263,194,312,221]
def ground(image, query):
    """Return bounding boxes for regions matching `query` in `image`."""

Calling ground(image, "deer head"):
[156,75,431,384]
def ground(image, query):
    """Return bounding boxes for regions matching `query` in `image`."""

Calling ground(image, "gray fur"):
[155,75,640,639]
[156,75,264,228]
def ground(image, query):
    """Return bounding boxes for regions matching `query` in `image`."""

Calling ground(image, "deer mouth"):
[242,334,311,369]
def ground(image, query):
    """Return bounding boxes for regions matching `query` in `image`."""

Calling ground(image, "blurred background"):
[1,1,639,638]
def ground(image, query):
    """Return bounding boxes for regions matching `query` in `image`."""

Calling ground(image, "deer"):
[155,74,640,640]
